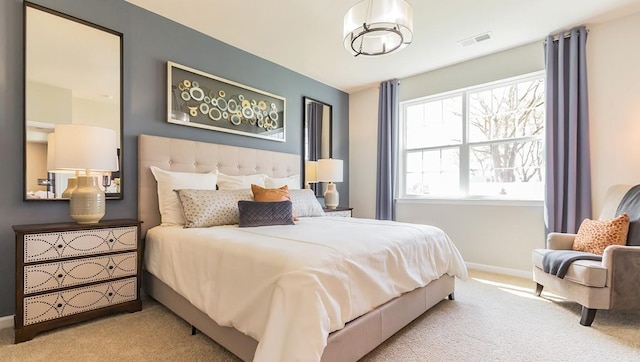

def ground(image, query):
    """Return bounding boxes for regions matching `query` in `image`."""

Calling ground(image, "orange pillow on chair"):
[251,184,298,221]
[572,213,629,255]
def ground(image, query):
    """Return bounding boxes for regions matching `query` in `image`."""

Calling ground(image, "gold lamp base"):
[61,177,77,199]
[70,175,105,224]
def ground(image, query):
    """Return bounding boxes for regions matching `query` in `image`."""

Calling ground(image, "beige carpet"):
[1,270,639,361]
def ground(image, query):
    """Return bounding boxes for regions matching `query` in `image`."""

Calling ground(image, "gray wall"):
[0,0,349,317]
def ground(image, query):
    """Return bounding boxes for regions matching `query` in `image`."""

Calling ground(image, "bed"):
[138,134,467,362]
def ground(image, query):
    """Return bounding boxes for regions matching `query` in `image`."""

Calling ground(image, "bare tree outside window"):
[401,73,545,199]
[468,79,544,184]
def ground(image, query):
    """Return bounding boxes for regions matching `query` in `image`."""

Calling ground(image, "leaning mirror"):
[24,2,123,201]
[303,97,332,196]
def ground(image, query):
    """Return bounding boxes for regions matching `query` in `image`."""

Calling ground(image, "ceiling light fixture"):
[343,0,413,57]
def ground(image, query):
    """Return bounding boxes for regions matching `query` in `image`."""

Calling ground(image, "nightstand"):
[12,219,142,343]
[323,207,353,217]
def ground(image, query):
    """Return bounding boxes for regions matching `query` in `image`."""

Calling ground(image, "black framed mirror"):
[303,97,332,196]
[24,2,123,201]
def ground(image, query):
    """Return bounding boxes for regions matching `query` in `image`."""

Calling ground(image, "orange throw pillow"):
[251,184,298,221]
[572,213,629,255]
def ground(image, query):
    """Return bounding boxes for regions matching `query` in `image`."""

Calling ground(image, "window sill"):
[396,197,543,207]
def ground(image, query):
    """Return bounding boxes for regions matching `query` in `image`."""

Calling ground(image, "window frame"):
[398,71,545,202]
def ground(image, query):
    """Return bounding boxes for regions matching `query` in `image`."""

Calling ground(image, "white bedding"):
[145,216,468,362]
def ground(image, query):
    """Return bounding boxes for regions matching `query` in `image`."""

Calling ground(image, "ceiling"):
[129,0,640,94]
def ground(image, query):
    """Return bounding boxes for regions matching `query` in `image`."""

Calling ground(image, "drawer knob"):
[57,244,63,249]
[108,238,114,243]
[108,292,113,297]
[108,266,114,270]
[57,274,63,278]
[56,303,62,308]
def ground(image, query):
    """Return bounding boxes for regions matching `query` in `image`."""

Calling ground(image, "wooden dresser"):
[13,219,142,343]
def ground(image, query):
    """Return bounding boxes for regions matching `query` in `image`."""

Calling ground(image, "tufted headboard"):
[138,134,300,237]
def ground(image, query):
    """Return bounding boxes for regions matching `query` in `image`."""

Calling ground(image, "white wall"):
[349,10,640,276]
[399,42,544,102]
[73,98,121,139]
[396,201,544,274]
[26,142,47,192]
[587,11,640,213]
[26,81,72,125]
[349,87,379,219]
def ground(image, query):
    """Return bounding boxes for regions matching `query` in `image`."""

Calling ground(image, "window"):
[400,72,545,200]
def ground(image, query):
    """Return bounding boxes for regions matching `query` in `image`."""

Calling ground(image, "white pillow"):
[265,174,301,189]
[289,189,325,217]
[149,166,218,226]
[217,172,266,190]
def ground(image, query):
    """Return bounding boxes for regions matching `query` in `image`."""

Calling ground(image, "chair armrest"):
[602,245,640,270]
[546,233,577,250]
[603,245,640,311]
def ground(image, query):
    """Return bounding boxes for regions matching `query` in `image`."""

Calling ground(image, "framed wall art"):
[167,61,286,142]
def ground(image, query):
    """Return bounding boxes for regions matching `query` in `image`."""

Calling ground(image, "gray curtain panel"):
[376,79,399,220]
[307,102,323,161]
[544,26,592,234]
[307,102,323,196]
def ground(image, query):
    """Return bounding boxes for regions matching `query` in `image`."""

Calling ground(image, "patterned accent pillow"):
[238,200,294,227]
[175,189,253,228]
[149,166,218,226]
[217,172,266,190]
[289,189,325,217]
[572,213,630,254]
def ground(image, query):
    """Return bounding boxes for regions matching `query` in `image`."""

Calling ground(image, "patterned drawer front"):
[23,277,137,326]
[24,252,138,294]
[24,226,137,263]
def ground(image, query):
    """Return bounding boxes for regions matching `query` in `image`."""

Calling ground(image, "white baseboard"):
[0,314,14,329]
[466,262,531,279]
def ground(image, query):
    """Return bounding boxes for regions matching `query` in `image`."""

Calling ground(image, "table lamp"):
[317,158,343,209]
[305,160,318,189]
[47,132,77,198]
[54,124,118,224]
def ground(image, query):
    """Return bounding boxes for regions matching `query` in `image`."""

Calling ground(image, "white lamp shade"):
[47,132,76,174]
[305,161,318,183]
[54,124,118,173]
[343,0,414,56]
[317,159,343,183]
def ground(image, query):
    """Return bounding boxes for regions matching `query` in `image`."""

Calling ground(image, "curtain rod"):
[546,27,589,43]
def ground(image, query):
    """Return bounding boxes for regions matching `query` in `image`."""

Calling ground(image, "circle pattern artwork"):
[174,77,283,132]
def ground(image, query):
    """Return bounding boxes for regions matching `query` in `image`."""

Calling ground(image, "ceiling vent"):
[458,32,493,47]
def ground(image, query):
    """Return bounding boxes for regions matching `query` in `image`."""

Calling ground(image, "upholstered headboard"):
[138,134,300,237]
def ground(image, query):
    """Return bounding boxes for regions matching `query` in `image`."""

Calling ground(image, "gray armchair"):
[532,184,640,326]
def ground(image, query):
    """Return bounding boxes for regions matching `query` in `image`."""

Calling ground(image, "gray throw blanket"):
[542,250,602,278]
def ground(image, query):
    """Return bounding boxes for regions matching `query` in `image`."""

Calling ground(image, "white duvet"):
[145,217,468,362]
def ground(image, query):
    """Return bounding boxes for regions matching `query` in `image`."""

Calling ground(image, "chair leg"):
[580,307,597,326]
[534,283,543,296]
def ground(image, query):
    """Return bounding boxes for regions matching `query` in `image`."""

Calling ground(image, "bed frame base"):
[144,271,454,361]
